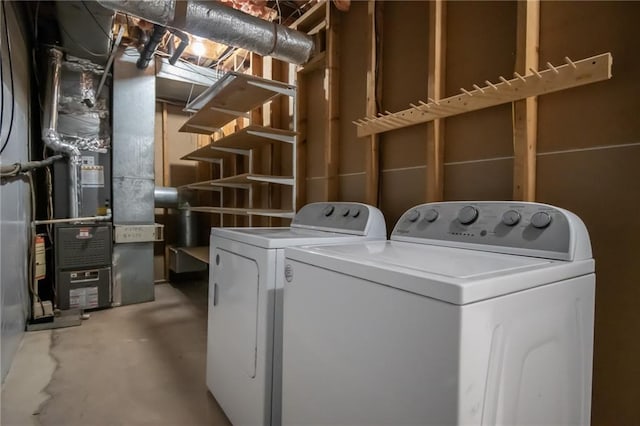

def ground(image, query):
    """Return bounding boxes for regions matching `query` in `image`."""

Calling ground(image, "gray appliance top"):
[391,201,592,261]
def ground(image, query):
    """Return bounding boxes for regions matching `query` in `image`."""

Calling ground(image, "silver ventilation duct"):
[154,186,198,248]
[42,48,82,218]
[96,0,314,65]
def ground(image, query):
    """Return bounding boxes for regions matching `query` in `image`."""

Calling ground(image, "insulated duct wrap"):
[42,48,82,218]
[96,0,314,64]
[179,1,313,65]
[97,0,175,25]
[58,57,111,152]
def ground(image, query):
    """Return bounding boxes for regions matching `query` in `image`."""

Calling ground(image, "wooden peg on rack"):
[529,67,542,78]
[472,84,484,93]
[460,88,473,96]
[514,72,526,83]
[409,103,423,111]
[428,97,440,105]
[564,56,577,69]
[499,76,512,86]
[385,111,408,122]
[546,62,559,74]
[352,120,363,127]
[418,100,431,108]
[485,80,498,90]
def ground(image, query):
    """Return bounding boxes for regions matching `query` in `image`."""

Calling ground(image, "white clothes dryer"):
[282,201,595,426]
[206,202,386,426]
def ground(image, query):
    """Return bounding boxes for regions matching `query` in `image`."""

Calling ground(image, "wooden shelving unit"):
[180,71,297,221]
[179,71,295,133]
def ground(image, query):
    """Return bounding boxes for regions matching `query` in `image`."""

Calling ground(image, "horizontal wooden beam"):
[355,52,613,137]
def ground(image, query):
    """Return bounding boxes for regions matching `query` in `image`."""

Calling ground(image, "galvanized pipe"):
[178,207,197,248]
[153,186,197,247]
[42,48,82,218]
[154,186,179,208]
[96,0,314,64]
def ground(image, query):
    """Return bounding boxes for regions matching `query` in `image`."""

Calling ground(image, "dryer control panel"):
[392,202,591,261]
[291,202,386,237]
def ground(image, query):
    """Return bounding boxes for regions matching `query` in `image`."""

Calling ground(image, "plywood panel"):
[338,1,368,175]
[443,159,513,201]
[538,2,640,152]
[305,68,326,178]
[379,1,429,170]
[338,174,366,203]
[166,104,199,187]
[305,178,325,203]
[537,145,640,426]
[380,168,426,236]
[445,1,517,163]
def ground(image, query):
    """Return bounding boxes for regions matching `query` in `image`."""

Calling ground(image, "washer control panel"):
[392,202,574,257]
[291,202,385,236]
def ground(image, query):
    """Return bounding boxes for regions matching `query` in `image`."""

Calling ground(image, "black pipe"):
[169,29,189,65]
[137,24,168,69]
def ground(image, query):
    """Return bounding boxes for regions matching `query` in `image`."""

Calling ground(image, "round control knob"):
[424,209,439,222]
[351,208,360,218]
[502,210,521,226]
[406,209,421,222]
[340,207,350,217]
[531,211,552,229]
[323,205,335,217]
[458,205,479,225]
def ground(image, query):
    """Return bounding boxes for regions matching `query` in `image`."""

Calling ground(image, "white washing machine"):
[282,201,595,426]
[207,202,386,426]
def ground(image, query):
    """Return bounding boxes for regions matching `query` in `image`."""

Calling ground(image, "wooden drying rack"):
[353,52,612,137]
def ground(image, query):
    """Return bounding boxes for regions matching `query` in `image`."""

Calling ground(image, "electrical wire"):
[0,0,15,156]
[81,1,112,40]
[58,23,108,58]
[275,0,282,24]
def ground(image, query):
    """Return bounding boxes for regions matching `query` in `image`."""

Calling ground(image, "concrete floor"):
[1,282,231,426]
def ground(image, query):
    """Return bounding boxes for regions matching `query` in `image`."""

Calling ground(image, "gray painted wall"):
[1,2,32,382]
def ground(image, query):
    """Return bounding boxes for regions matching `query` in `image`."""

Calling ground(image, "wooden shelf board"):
[247,174,295,186]
[181,144,240,162]
[211,125,296,150]
[183,182,223,192]
[188,206,294,219]
[180,71,296,132]
[184,173,293,189]
[178,246,209,264]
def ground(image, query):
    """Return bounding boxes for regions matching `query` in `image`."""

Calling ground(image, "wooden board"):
[186,173,293,188]
[379,1,429,170]
[364,0,380,206]
[179,246,210,264]
[356,53,612,137]
[180,71,295,132]
[181,144,241,163]
[210,125,296,150]
[324,6,340,201]
[426,0,446,202]
[512,0,540,201]
[188,206,294,219]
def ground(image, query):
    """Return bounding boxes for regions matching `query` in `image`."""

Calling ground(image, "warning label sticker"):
[81,165,104,188]
[69,287,99,309]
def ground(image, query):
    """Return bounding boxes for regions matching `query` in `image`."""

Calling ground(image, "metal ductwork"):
[154,186,198,248]
[42,48,82,218]
[96,0,314,65]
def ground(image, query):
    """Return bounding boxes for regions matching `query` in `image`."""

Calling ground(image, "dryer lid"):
[284,241,594,304]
